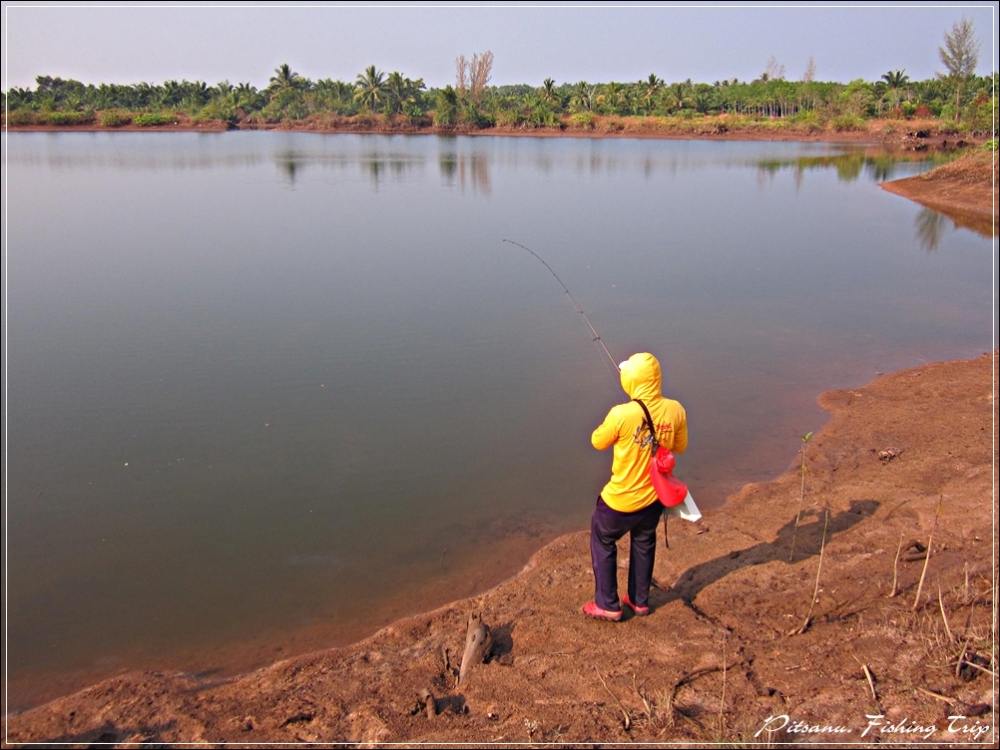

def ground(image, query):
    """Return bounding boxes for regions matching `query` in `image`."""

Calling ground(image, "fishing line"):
[502,238,620,376]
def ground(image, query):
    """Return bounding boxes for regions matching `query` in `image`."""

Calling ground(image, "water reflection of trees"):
[753,151,958,186]
[271,149,423,188]
[438,152,491,195]
[361,152,423,189]
[915,207,949,252]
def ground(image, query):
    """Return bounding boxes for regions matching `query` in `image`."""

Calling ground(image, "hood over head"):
[618,352,662,401]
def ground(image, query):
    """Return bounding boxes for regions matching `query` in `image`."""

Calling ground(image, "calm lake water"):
[4,132,994,709]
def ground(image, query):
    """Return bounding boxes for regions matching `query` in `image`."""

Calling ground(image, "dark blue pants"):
[590,496,661,611]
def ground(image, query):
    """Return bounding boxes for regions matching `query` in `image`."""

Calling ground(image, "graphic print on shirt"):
[631,420,673,450]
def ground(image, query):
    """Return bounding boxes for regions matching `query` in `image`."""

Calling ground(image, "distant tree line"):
[5,21,994,134]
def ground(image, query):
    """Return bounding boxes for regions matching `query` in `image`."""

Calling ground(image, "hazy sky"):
[2,2,996,90]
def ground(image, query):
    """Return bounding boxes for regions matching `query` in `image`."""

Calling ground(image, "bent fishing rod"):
[501,238,620,377]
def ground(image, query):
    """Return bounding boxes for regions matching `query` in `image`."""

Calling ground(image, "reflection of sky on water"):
[11,134,971,243]
[10,131,944,190]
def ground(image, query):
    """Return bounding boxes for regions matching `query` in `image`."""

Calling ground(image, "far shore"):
[4,114,984,152]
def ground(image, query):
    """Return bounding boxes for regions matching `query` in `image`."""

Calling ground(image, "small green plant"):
[792,110,823,133]
[569,111,595,130]
[982,138,997,152]
[936,119,960,135]
[99,110,132,127]
[37,110,95,126]
[133,112,177,127]
[831,114,865,131]
[7,109,37,125]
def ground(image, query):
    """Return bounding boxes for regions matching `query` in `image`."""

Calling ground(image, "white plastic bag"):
[665,491,702,523]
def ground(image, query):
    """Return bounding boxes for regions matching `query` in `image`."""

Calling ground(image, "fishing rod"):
[502,238,620,376]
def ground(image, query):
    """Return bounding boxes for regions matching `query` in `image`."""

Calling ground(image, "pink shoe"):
[581,601,623,622]
[622,594,650,617]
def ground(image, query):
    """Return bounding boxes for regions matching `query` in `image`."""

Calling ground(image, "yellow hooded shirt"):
[591,352,688,513]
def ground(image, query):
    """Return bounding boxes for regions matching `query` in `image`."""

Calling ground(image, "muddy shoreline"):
[6,351,996,745]
[881,149,997,236]
[4,118,978,151]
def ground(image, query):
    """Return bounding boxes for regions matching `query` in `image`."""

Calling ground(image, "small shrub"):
[792,110,823,133]
[133,112,177,127]
[569,112,595,130]
[982,138,997,152]
[493,108,522,128]
[831,114,865,132]
[38,110,95,126]
[99,110,132,127]
[7,109,36,125]
[937,120,959,135]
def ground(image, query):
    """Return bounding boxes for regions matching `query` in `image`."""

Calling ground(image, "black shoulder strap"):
[632,398,659,453]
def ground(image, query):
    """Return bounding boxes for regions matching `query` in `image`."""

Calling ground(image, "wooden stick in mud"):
[790,506,829,636]
[955,636,971,679]
[719,632,728,738]
[632,673,652,721]
[958,659,998,678]
[915,686,955,704]
[458,612,493,686]
[937,584,954,642]
[788,432,812,562]
[888,532,904,598]
[912,495,943,611]
[851,654,879,703]
[594,667,631,731]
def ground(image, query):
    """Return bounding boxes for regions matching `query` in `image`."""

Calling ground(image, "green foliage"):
[99,110,132,127]
[38,110,95,125]
[963,94,995,134]
[7,109,37,125]
[354,65,387,113]
[133,112,176,127]
[4,67,997,136]
[936,119,959,135]
[831,113,866,131]
[432,86,459,127]
[263,87,307,121]
[459,99,492,128]
[982,138,997,152]
[792,109,823,133]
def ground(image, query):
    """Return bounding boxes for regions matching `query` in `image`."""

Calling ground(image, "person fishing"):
[583,352,688,621]
[500,240,695,620]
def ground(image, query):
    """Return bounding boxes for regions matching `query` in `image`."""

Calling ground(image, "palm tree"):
[540,78,558,105]
[666,82,689,112]
[385,71,412,114]
[603,81,627,114]
[571,81,595,112]
[160,80,183,106]
[880,69,910,110]
[269,63,302,91]
[642,73,663,112]
[354,65,386,113]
